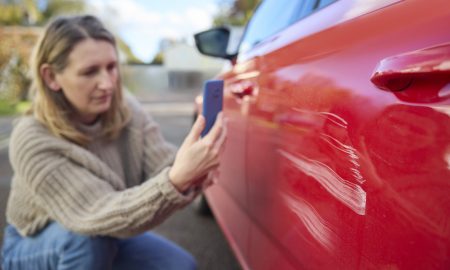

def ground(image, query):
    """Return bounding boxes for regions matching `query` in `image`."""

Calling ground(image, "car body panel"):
[198,0,450,269]
[203,67,252,266]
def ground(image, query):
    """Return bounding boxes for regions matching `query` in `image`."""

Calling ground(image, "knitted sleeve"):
[126,95,205,205]
[125,94,178,180]
[141,114,178,179]
[9,118,193,238]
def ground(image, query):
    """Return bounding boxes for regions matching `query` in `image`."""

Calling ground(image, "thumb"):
[186,114,205,144]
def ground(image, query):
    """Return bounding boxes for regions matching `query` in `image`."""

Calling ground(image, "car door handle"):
[370,43,450,92]
[231,84,254,99]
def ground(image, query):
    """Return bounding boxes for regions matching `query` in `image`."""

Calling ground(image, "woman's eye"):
[82,69,97,76]
[107,63,117,72]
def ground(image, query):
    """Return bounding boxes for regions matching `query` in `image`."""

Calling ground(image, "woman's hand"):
[169,113,226,193]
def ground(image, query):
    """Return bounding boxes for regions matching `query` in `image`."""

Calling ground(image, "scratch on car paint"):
[350,168,364,182]
[317,112,348,128]
[292,108,348,129]
[279,150,367,215]
[289,109,366,184]
[320,133,366,184]
[320,134,357,158]
[283,194,337,252]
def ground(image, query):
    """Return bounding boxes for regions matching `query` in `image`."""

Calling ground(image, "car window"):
[318,0,337,8]
[239,0,312,53]
[293,0,319,21]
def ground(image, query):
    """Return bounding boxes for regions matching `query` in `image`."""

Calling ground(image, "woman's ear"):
[40,64,61,91]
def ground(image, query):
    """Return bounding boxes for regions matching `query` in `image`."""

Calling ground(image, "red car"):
[194,0,450,269]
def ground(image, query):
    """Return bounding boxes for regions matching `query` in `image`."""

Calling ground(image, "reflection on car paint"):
[283,193,337,252]
[361,104,450,239]
[342,0,401,21]
[445,151,450,170]
[430,105,450,118]
[438,83,450,98]
[234,71,260,80]
[279,150,367,215]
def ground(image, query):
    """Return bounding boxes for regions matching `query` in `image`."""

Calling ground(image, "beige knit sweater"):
[6,97,194,238]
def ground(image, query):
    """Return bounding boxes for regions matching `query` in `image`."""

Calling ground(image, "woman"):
[1,15,225,270]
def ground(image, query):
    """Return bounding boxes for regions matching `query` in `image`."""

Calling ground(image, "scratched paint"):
[320,133,366,184]
[283,194,337,252]
[291,108,366,185]
[292,109,349,129]
[279,150,367,215]
[316,111,348,129]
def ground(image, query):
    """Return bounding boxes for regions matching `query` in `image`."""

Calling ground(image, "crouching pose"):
[1,15,225,270]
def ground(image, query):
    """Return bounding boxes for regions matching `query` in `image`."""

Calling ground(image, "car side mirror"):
[194,27,237,60]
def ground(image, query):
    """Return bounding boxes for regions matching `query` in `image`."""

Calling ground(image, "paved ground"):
[0,93,241,270]
[151,112,241,270]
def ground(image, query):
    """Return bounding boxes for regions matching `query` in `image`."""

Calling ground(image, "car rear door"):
[242,0,450,269]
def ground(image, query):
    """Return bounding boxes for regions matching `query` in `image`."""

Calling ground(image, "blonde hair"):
[29,15,130,145]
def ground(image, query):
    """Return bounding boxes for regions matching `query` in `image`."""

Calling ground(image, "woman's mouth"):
[93,94,112,103]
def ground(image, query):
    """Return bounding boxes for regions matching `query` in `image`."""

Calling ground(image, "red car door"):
[242,0,450,269]
[204,68,253,268]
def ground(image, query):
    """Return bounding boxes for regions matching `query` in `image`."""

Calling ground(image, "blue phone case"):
[201,80,224,137]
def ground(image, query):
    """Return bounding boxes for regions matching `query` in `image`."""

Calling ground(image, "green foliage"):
[150,52,164,65]
[0,4,24,25]
[0,0,86,114]
[16,100,31,113]
[117,38,144,64]
[41,0,85,24]
[0,99,17,115]
[0,100,30,116]
[213,0,261,26]
[0,53,31,109]
[0,0,85,26]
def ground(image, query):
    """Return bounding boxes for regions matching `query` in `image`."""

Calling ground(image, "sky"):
[87,0,221,62]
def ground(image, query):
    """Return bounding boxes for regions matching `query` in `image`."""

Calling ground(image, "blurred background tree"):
[0,0,84,26]
[0,0,86,114]
[213,0,260,26]
[0,0,142,115]
[150,51,164,65]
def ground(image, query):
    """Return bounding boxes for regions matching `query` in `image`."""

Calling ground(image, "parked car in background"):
[194,0,450,269]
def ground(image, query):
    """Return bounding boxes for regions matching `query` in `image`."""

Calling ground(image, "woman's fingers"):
[186,114,205,145]
[171,113,226,192]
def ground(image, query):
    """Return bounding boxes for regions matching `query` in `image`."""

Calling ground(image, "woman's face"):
[54,39,118,124]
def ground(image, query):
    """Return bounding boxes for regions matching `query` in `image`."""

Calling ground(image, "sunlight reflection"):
[342,0,400,21]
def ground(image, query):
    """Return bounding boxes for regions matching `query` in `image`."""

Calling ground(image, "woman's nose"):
[98,70,115,90]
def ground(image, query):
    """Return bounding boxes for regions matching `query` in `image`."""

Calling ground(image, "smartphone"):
[201,79,224,137]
